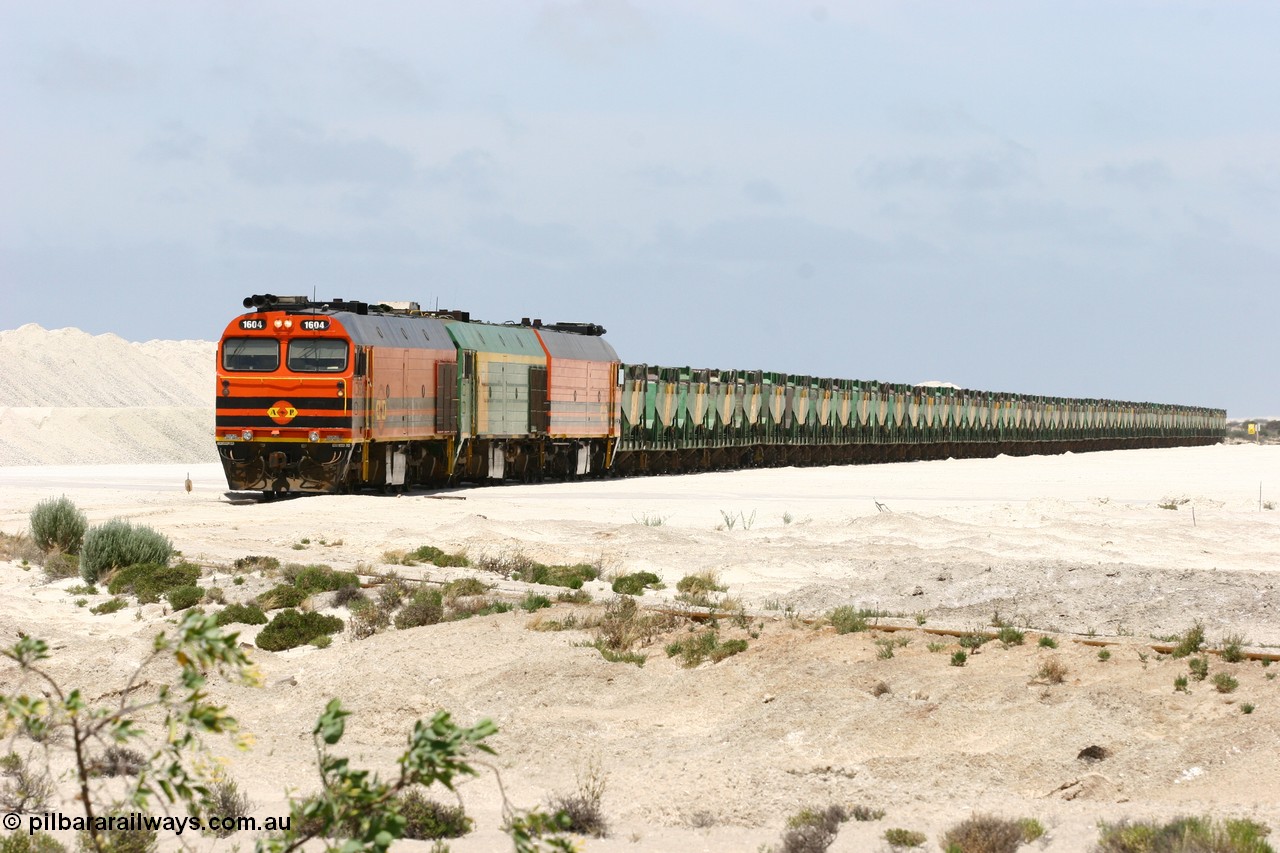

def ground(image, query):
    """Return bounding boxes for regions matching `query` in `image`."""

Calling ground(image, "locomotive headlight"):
[241,429,253,441]
[284,319,293,329]
[273,319,283,329]
[309,430,320,442]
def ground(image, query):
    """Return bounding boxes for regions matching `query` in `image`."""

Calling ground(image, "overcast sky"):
[3,1,1276,415]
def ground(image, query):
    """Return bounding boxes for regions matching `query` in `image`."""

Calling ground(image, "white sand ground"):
[2,446,1279,852]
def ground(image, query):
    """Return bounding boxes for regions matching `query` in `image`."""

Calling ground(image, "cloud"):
[34,45,145,95]
[341,49,435,107]
[422,149,500,201]
[633,164,715,189]
[230,120,415,187]
[648,215,890,265]
[219,224,426,256]
[534,0,654,64]
[743,179,785,205]
[859,146,1031,192]
[1089,159,1173,191]
[139,121,206,163]
[470,215,588,257]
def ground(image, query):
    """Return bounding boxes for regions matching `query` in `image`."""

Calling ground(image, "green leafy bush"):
[79,520,173,583]
[89,597,127,616]
[29,496,87,555]
[517,562,600,589]
[442,578,490,599]
[0,831,66,853]
[521,593,553,612]
[665,630,747,667]
[407,545,471,568]
[165,585,204,612]
[1095,816,1273,853]
[395,589,445,629]
[258,584,309,610]
[215,603,268,626]
[256,609,344,651]
[611,571,662,596]
[940,813,1039,853]
[289,565,360,593]
[233,555,280,572]
[333,585,368,608]
[676,572,726,595]
[1170,622,1206,658]
[107,562,200,603]
[829,606,872,634]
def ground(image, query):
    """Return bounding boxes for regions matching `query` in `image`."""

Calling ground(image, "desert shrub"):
[442,577,490,599]
[165,585,204,612]
[79,520,173,583]
[997,627,1025,647]
[517,562,600,589]
[1170,622,1206,658]
[348,600,393,640]
[86,745,146,778]
[940,813,1037,853]
[256,609,343,651]
[1037,658,1068,684]
[557,588,592,604]
[233,555,280,573]
[950,650,968,667]
[258,584,309,610]
[77,820,158,853]
[332,585,368,608]
[107,561,200,603]
[398,788,472,839]
[0,751,55,812]
[395,589,444,630]
[448,597,513,620]
[850,805,885,821]
[215,602,268,626]
[289,565,360,593]
[1189,657,1210,682]
[203,776,253,837]
[42,552,80,580]
[589,596,668,664]
[1220,633,1247,664]
[204,586,225,604]
[1212,672,1239,694]
[406,545,471,568]
[885,828,927,848]
[377,573,411,609]
[665,630,746,667]
[521,593,553,612]
[0,831,66,853]
[779,805,849,853]
[676,571,726,596]
[959,633,989,650]
[611,571,662,596]
[1174,675,1189,692]
[829,606,870,634]
[29,495,87,555]
[90,597,127,615]
[0,531,45,567]
[1095,816,1274,853]
[548,760,608,838]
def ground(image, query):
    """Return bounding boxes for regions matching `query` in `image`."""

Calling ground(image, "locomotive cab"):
[216,300,357,494]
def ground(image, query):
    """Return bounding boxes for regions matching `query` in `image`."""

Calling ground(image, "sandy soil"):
[2,445,1279,851]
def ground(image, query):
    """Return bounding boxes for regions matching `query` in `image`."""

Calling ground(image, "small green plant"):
[884,828,927,848]
[1095,816,1273,853]
[232,575,245,585]
[782,511,794,525]
[521,593,553,612]
[958,633,988,650]
[611,571,662,596]
[348,600,393,639]
[914,612,927,626]
[1097,649,1111,662]
[829,606,872,634]
[778,805,849,853]
[849,805,885,821]
[107,561,200,603]
[1158,498,1188,510]
[665,630,747,667]
[997,627,1025,647]
[1019,818,1045,843]
[1170,621,1206,658]
[1212,671,1239,694]
[234,554,280,572]
[927,641,946,653]
[73,598,86,608]
[556,588,591,604]
[1220,633,1247,663]
[1189,656,1210,681]
[78,519,173,583]
[258,583,309,610]
[398,545,471,568]
[29,495,87,555]
[633,513,667,527]
[547,758,608,838]
[1241,703,1256,715]
[1174,675,1189,692]
[289,564,360,593]
[676,571,726,596]
[1038,635,1058,649]
[215,602,268,626]
[875,637,898,660]
[165,585,204,612]
[396,589,445,629]
[448,598,513,620]
[518,563,600,589]
[256,609,344,651]
[950,651,967,667]
[89,597,127,615]
[441,577,489,599]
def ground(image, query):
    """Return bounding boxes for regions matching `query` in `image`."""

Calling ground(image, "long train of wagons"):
[216,294,1226,494]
